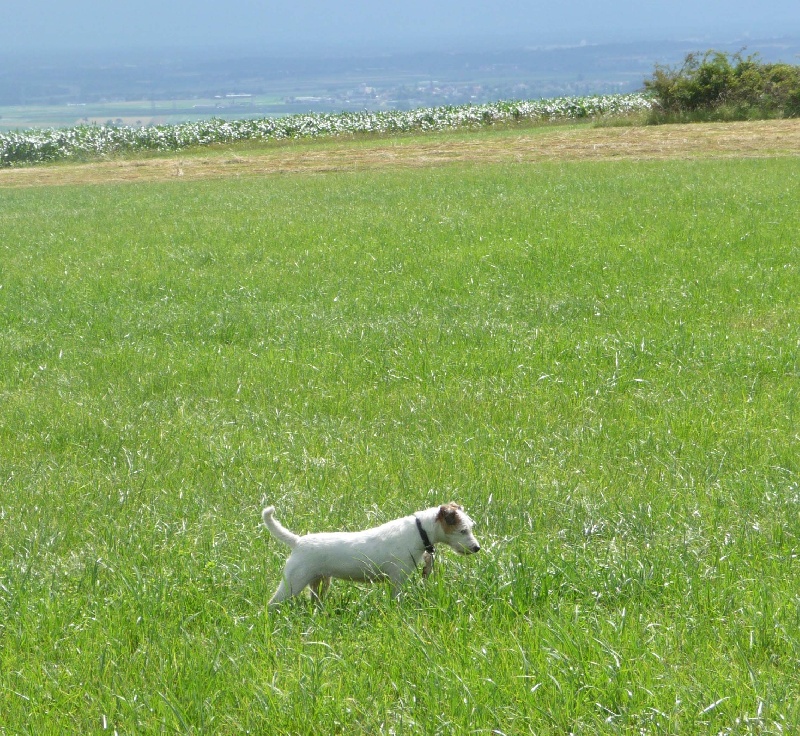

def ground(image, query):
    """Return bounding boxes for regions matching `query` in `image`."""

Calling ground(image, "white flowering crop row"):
[0,93,654,167]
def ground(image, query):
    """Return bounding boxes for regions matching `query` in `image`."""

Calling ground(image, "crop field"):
[1,121,799,733]
[0,94,655,167]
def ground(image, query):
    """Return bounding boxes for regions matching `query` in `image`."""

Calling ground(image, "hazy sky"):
[4,0,799,55]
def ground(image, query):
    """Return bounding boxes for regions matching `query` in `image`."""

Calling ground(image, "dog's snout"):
[472,544,481,553]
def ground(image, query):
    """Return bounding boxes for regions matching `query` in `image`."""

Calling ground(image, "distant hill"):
[1,36,798,123]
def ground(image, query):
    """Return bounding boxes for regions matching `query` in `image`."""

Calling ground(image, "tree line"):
[644,49,800,121]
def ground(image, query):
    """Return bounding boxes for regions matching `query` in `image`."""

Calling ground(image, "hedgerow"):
[644,50,800,121]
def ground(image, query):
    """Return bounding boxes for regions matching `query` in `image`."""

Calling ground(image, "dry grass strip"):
[2,119,799,189]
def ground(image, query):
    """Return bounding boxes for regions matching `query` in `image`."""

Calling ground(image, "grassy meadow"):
[1,135,799,733]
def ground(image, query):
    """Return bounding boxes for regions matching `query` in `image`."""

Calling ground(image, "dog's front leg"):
[387,568,413,599]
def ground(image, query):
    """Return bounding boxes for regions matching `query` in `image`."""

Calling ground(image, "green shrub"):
[644,49,800,121]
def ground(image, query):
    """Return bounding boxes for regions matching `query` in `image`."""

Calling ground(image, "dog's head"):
[436,503,481,554]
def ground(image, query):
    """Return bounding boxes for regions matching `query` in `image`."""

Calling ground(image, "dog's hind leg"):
[268,579,295,609]
[309,576,331,606]
[268,565,321,609]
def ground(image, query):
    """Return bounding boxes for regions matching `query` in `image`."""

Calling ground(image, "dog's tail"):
[262,506,300,549]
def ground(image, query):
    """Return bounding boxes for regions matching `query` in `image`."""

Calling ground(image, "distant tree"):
[644,50,800,121]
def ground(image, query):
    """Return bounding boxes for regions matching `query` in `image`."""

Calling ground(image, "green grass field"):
[1,137,798,733]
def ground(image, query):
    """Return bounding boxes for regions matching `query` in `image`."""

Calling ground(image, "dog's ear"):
[438,504,460,526]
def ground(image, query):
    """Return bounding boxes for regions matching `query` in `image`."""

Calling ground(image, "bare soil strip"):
[2,119,799,188]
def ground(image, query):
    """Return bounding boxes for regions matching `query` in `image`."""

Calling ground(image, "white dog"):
[262,503,480,608]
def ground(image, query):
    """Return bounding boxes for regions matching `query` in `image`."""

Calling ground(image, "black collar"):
[415,516,435,555]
